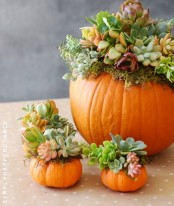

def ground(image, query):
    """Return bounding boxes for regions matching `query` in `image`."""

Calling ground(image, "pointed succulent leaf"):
[36,103,48,117]
[139,27,148,37]
[106,36,115,43]
[85,16,97,26]
[98,23,109,33]
[104,56,114,64]
[119,32,127,47]
[135,39,144,48]
[148,24,155,36]
[88,157,97,166]
[90,143,97,150]
[131,23,141,31]
[133,141,147,150]
[24,131,37,142]
[109,29,120,38]
[135,151,147,155]
[158,32,168,39]
[115,44,126,53]
[119,156,125,164]
[31,127,45,143]
[120,140,129,151]
[108,47,121,60]
[98,41,110,50]
[96,11,110,25]
[137,54,145,62]
[126,137,135,146]
[155,22,168,35]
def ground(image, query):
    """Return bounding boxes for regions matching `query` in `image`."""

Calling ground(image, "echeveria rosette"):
[155,56,174,82]
[116,0,152,29]
[82,134,148,178]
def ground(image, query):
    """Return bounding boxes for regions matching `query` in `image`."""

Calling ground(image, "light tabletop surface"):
[0,98,174,206]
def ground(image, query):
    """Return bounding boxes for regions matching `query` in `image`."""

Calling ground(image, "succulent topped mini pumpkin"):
[20,100,82,188]
[82,134,149,192]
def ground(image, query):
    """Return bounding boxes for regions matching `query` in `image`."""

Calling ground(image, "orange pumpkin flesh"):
[30,158,82,188]
[101,167,147,192]
[70,73,174,155]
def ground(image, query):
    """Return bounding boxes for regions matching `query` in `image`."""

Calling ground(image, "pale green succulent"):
[44,126,82,158]
[131,39,162,66]
[124,23,152,44]
[22,126,46,158]
[148,19,174,39]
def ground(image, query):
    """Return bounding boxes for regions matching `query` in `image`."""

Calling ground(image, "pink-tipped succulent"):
[127,152,139,163]
[115,52,138,72]
[128,162,142,178]
[37,140,58,162]
[126,152,141,178]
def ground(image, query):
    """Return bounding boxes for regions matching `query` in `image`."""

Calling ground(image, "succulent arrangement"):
[82,134,148,178]
[20,100,81,162]
[59,0,174,86]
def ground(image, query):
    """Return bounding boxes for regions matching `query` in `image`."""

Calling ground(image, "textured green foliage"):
[82,134,148,173]
[155,57,174,82]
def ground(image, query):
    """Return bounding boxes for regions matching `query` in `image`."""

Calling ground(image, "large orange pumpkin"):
[101,167,147,192]
[30,158,82,188]
[70,73,174,155]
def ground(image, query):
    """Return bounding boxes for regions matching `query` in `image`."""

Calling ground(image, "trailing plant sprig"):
[82,134,149,177]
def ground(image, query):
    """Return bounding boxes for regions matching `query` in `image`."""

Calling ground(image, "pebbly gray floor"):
[0,0,173,102]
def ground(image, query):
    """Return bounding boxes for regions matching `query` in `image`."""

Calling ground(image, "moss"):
[84,61,174,89]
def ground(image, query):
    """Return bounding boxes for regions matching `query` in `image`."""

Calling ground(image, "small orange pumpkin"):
[101,167,147,192]
[70,73,174,155]
[30,158,82,188]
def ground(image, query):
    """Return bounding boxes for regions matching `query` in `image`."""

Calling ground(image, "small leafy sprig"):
[82,134,149,177]
[155,56,174,82]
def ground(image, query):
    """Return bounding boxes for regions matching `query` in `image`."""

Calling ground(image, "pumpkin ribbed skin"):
[70,73,174,155]
[101,167,147,192]
[30,158,82,188]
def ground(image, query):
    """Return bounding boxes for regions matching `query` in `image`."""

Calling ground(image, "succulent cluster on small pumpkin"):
[82,134,149,178]
[21,100,81,162]
[59,0,174,85]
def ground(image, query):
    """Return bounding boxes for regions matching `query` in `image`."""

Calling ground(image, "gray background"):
[0,0,173,102]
